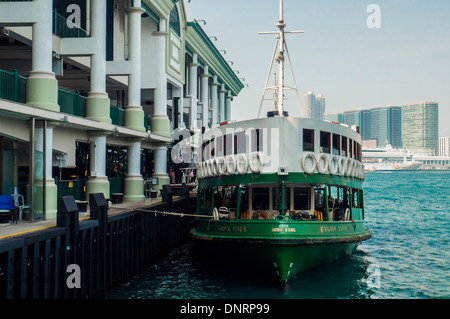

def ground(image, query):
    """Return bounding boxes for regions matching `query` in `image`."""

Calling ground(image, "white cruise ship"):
[362,144,422,171]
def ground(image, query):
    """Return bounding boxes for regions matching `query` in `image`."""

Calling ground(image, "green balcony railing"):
[144,114,151,132]
[0,69,26,103]
[58,88,87,117]
[53,9,87,38]
[110,104,125,126]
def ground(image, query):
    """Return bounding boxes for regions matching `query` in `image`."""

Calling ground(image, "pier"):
[0,185,194,299]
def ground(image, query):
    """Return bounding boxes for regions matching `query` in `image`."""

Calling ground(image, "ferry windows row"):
[201,129,264,161]
[302,129,362,161]
[199,184,363,221]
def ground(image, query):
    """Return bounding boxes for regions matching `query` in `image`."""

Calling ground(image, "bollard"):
[162,184,173,209]
[89,193,108,294]
[57,196,79,298]
[181,183,189,198]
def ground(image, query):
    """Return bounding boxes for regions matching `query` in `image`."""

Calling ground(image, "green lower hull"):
[190,220,371,283]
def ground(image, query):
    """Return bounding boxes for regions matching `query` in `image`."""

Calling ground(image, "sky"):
[185,0,450,137]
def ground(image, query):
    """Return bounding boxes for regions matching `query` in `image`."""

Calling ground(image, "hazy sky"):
[185,0,450,136]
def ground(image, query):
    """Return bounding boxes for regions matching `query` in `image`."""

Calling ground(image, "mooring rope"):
[111,206,213,219]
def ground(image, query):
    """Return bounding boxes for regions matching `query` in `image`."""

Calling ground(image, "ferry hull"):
[190,222,371,284]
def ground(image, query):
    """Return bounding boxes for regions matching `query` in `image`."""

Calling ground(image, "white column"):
[189,53,199,130]
[210,75,219,126]
[89,136,107,177]
[225,90,232,121]
[200,65,210,129]
[90,0,107,94]
[32,0,53,73]
[219,83,226,123]
[127,2,144,107]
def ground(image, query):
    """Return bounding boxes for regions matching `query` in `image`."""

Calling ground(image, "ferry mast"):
[258,0,304,118]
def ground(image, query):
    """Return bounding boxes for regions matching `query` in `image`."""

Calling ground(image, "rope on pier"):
[111,205,213,219]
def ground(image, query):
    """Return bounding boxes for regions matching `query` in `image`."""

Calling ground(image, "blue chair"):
[0,195,16,223]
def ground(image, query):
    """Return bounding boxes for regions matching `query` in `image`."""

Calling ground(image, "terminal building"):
[0,0,244,221]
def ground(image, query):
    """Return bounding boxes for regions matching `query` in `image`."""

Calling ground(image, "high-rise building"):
[305,91,325,120]
[402,102,438,154]
[370,106,401,147]
[438,137,449,157]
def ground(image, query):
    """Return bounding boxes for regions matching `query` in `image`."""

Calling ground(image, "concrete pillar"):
[219,83,226,123]
[86,134,110,201]
[189,53,199,130]
[152,145,170,192]
[225,90,232,121]
[86,0,111,124]
[125,3,145,131]
[151,20,170,138]
[151,20,170,190]
[210,75,219,126]
[200,65,210,129]
[33,124,57,219]
[124,139,145,202]
[26,0,59,112]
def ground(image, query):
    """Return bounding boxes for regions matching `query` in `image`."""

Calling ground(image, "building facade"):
[305,91,325,120]
[0,0,243,220]
[402,102,438,154]
[438,137,449,157]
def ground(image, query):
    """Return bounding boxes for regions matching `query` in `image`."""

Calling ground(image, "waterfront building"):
[305,91,325,120]
[0,0,243,220]
[402,102,438,155]
[439,137,449,157]
[370,106,401,148]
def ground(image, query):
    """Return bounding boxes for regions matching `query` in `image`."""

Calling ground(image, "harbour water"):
[108,170,449,299]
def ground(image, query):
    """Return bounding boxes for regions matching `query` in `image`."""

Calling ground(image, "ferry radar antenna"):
[257,0,304,118]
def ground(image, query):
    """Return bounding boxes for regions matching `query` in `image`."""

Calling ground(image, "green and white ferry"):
[190,0,371,287]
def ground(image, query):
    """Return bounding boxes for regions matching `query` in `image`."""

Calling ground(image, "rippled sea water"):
[108,171,449,299]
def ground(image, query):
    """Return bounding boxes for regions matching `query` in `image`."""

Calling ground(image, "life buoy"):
[248,152,264,173]
[217,157,226,175]
[316,154,329,174]
[236,153,248,175]
[225,155,237,175]
[338,156,346,176]
[207,159,214,176]
[301,152,316,174]
[213,207,219,220]
[213,158,219,176]
[345,158,352,177]
[252,211,268,220]
[328,155,338,175]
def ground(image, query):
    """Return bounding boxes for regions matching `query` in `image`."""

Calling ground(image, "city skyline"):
[185,0,450,137]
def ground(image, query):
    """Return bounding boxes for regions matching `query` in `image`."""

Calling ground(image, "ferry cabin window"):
[252,188,270,210]
[349,139,353,158]
[320,131,331,153]
[216,135,223,157]
[251,129,264,152]
[303,129,314,152]
[202,188,213,208]
[332,134,340,155]
[314,187,325,212]
[293,188,310,211]
[273,186,291,211]
[234,131,246,154]
[353,140,357,159]
[225,134,232,156]
[342,137,348,156]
